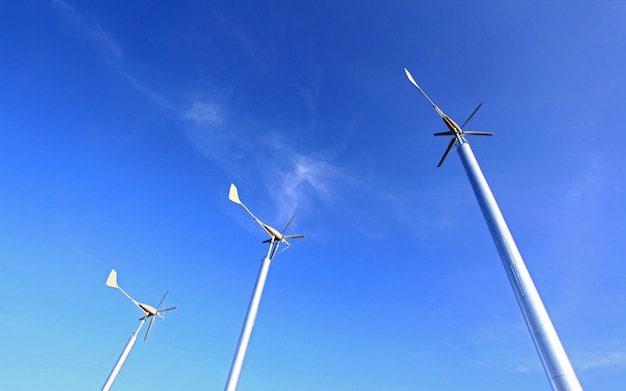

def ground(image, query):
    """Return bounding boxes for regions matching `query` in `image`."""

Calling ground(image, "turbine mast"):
[457,143,582,391]
[404,69,583,391]
[224,243,275,391]
[101,319,146,391]
[224,184,304,391]
[101,269,176,390]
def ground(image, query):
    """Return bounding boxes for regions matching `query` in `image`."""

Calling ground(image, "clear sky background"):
[1,1,625,390]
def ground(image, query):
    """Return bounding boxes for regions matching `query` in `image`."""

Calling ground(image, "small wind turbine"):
[224,183,304,391]
[101,269,176,391]
[404,68,583,391]
[404,68,494,167]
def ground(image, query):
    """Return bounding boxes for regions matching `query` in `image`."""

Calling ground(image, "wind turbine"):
[404,68,583,391]
[101,269,176,391]
[224,183,304,391]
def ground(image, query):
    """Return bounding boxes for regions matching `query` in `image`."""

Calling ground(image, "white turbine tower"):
[224,183,304,391]
[404,68,583,391]
[101,269,176,391]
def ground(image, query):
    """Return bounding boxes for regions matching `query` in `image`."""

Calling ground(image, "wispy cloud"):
[52,0,170,109]
[183,101,251,171]
[51,1,343,221]
[464,317,545,373]
[49,2,390,238]
[567,156,602,204]
[184,100,346,219]
[274,151,344,218]
[186,102,222,125]
[469,358,541,373]
[466,317,626,375]
[52,0,123,61]
[576,351,626,371]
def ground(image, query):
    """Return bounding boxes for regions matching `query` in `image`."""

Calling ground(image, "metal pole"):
[224,243,275,391]
[456,141,582,391]
[101,319,146,391]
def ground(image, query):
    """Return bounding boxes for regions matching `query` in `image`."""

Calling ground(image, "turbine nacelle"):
[138,303,158,316]
[404,68,494,167]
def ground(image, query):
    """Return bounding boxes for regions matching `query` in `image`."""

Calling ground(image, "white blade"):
[144,316,156,341]
[282,213,296,234]
[157,290,169,309]
[157,306,177,319]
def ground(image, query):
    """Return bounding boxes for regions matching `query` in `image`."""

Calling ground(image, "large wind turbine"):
[101,269,176,391]
[224,183,305,391]
[404,68,583,391]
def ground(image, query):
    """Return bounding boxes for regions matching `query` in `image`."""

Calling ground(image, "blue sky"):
[1,1,625,390]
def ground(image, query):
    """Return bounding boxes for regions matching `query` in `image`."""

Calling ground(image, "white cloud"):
[185,102,222,125]
[180,97,347,221]
[576,351,626,371]
[51,2,348,225]
[567,156,602,204]
[276,153,340,216]
[52,0,123,60]
[183,101,250,169]
[52,0,170,109]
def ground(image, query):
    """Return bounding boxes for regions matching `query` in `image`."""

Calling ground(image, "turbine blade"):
[282,213,296,234]
[157,306,176,319]
[460,102,483,129]
[437,138,457,168]
[434,131,455,136]
[283,234,305,239]
[463,131,494,136]
[269,240,282,260]
[277,239,295,255]
[157,290,169,310]
[144,316,156,341]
